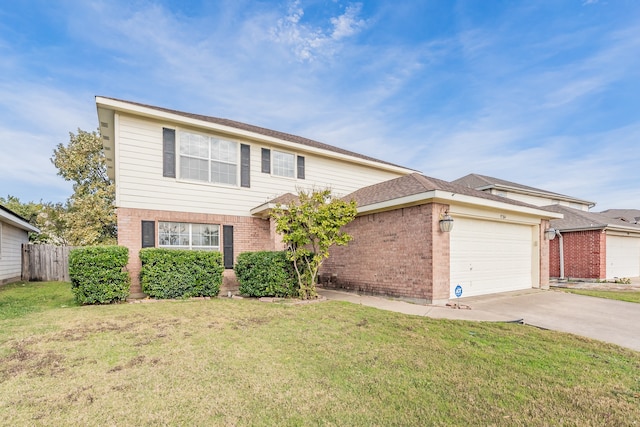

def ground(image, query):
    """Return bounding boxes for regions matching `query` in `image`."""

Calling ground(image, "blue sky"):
[1,0,638,210]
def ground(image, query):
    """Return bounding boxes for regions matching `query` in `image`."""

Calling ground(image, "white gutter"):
[555,229,565,280]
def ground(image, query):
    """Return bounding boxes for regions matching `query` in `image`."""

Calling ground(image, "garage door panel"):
[450,218,533,298]
[606,235,640,279]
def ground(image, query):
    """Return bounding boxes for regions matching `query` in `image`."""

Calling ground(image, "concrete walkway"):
[317,287,640,352]
[317,288,519,322]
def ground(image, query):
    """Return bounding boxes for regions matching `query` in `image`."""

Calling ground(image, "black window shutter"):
[162,128,176,178]
[141,221,156,248]
[223,225,234,269]
[261,148,271,173]
[297,156,305,179]
[240,144,250,188]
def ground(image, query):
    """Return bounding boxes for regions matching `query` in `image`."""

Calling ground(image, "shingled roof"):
[541,205,640,232]
[345,173,551,211]
[97,96,414,172]
[452,173,595,206]
[599,209,640,224]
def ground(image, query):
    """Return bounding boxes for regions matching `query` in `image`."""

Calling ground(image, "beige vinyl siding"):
[0,221,29,282]
[489,190,590,211]
[115,114,406,216]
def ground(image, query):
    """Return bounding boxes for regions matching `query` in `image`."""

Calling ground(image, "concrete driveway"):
[319,288,640,352]
[461,290,640,352]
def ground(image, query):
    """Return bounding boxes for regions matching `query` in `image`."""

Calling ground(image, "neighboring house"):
[599,209,640,225]
[318,174,561,303]
[542,205,640,280]
[96,97,415,297]
[0,205,39,285]
[453,173,595,211]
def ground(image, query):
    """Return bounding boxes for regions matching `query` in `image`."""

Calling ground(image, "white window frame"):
[178,130,239,186]
[158,221,220,251]
[272,150,295,178]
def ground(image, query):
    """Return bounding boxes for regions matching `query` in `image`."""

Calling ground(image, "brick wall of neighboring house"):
[549,229,606,279]
[117,207,272,296]
[320,203,450,304]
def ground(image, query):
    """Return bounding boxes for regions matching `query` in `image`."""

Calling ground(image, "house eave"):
[356,190,564,219]
[0,208,40,233]
[485,184,596,207]
[95,96,415,176]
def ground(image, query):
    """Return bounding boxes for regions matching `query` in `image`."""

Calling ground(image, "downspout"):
[555,229,565,280]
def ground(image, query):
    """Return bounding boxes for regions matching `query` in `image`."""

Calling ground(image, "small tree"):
[271,189,357,299]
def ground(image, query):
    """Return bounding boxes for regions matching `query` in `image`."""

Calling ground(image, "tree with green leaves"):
[271,188,357,299]
[0,195,67,244]
[51,129,116,246]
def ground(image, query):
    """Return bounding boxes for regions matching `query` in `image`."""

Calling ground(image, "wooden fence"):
[21,244,73,282]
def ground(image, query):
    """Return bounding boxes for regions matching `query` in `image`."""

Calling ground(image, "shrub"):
[139,248,223,299]
[69,246,130,304]
[235,251,297,297]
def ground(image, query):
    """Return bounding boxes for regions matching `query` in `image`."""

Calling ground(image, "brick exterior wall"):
[117,207,271,296]
[320,203,450,304]
[549,229,606,279]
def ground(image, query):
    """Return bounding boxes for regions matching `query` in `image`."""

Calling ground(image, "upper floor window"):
[261,148,305,179]
[272,151,295,178]
[179,131,238,186]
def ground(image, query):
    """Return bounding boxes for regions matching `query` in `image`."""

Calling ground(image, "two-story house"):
[96,97,415,297]
[97,98,561,302]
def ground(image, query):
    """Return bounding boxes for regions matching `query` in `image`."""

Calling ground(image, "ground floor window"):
[158,222,220,250]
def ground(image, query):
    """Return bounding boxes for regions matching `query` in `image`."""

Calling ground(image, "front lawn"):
[1,282,639,426]
[561,288,640,304]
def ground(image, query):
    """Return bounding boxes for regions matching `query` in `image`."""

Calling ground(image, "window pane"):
[180,156,209,182]
[211,138,237,163]
[272,151,295,177]
[180,132,209,157]
[159,222,189,247]
[211,161,237,185]
[192,224,219,248]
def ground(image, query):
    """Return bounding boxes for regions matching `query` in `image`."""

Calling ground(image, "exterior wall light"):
[439,213,454,232]
[544,228,556,240]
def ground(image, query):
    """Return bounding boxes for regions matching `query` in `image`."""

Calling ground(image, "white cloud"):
[270,1,367,61]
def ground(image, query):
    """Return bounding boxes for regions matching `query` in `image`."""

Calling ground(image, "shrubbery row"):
[69,247,296,304]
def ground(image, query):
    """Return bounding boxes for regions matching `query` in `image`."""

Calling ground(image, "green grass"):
[1,282,639,426]
[561,288,640,303]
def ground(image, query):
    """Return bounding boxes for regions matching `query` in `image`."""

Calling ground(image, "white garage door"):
[450,218,533,298]
[606,235,640,279]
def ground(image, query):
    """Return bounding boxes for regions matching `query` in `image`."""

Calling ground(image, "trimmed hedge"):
[235,251,297,297]
[139,248,223,299]
[69,246,130,304]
